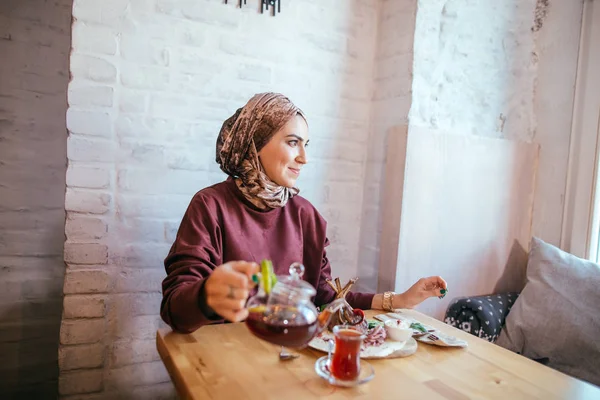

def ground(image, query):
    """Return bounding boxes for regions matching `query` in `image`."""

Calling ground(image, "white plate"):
[308,331,418,359]
[376,312,468,348]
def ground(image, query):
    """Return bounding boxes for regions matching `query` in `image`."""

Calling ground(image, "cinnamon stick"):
[326,279,339,294]
[339,277,358,299]
[334,277,342,293]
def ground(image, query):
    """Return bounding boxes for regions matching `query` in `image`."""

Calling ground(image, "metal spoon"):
[412,329,436,338]
[278,346,299,361]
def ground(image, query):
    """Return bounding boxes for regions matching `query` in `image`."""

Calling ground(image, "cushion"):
[444,292,519,342]
[496,237,600,386]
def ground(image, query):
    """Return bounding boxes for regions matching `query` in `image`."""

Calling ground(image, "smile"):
[288,168,300,176]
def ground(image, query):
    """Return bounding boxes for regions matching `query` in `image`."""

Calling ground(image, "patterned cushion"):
[444,292,519,342]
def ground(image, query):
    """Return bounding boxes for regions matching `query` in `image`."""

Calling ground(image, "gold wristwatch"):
[382,291,395,312]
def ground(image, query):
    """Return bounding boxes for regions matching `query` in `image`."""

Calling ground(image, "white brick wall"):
[61,0,379,397]
[0,0,71,397]
[1,0,579,397]
[410,0,538,139]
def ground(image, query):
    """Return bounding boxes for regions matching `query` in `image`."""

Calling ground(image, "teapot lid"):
[276,276,316,296]
[272,262,316,297]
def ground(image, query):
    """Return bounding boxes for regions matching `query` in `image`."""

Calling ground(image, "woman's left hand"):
[393,276,448,309]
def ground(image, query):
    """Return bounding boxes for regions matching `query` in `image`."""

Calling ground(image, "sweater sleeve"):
[314,238,375,310]
[160,193,225,333]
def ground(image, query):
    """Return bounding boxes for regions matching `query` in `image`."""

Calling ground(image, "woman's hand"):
[203,261,259,322]
[393,276,447,309]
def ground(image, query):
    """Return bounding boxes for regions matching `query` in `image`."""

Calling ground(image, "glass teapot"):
[245,261,360,349]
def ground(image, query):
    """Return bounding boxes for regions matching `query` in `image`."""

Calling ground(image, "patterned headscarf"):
[216,92,306,210]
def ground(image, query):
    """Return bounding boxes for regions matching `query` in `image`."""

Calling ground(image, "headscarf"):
[216,92,306,210]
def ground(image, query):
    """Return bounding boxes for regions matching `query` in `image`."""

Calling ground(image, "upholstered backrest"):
[496,237,600,386]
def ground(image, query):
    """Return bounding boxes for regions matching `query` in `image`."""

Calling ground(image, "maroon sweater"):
[160,177,374,333]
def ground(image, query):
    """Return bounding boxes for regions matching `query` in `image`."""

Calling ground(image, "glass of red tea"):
[330,325,366,381]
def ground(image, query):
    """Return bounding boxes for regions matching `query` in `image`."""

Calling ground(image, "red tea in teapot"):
[246,306,319,348]
[245,260,354,349]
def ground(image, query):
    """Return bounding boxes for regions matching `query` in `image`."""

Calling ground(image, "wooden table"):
[157,309,600,399]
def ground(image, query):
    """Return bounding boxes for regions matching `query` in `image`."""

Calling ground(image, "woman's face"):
[258,114,309,188]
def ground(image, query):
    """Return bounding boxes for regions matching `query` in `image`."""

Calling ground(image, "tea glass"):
[330,324,366,381]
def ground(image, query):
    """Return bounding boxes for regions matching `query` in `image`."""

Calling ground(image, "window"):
[561,0,600,260]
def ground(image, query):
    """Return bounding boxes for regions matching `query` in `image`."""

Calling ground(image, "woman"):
[160,93,447,333]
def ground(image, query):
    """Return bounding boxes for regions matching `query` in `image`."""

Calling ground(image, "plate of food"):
[375,312,468,348]
[308,319,418,359]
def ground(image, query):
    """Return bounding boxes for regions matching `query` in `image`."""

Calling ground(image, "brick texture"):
[1,1,580,397]
[59,369,104,396]
[60,0,381,397]
[0,0,72,398]
[63,295,106,319]
[60,319,105,345]
[58,343,105,371]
